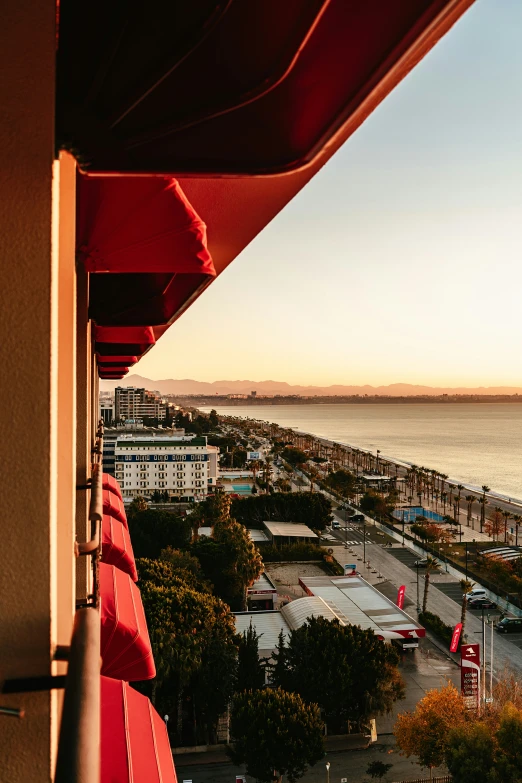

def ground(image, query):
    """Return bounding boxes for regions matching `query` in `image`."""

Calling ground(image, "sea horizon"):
[200,402,522,503]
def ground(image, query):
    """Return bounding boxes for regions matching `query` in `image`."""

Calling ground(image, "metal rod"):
[55,608,101,783]
[3,675,67,694]
[0,706,24,718]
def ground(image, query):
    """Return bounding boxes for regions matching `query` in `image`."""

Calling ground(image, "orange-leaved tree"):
[394,683,467,781]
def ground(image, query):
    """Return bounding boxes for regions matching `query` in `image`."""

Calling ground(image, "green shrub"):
[261,542,325,562]
[419,610,454,646]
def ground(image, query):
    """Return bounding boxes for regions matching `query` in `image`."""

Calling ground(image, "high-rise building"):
[115,387,165,421]
[114,435,219,499]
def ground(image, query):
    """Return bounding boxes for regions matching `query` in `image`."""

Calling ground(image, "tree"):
[325,469,357,500]
[459,579,475,643]
[128,508,192,558]
[282,447,309,466]
[228,689,324,783]
[395,684,466,780]
[128,495,148,516]
[445,722,496,783]
[465,494,474,527]
[360,490,390,518]
[422,556,440,613]
[270,616,404,732]
[213,517,263,610]
[481,485,491,532]
[486,508,504,541]
[139,577,237,742]
[230,492,332,532]
[366,761,393,780]
[208,409,219,429]
[236,622,266,693]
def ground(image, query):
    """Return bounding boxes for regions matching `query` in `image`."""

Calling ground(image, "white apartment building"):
[115,386,165,421]
[114,435,219,500]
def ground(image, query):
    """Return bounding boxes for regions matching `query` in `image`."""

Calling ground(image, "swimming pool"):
[393,507,444,523]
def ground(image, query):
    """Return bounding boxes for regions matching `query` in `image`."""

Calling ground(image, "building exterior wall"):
[114,386,165,421]
[114,437,219,499]
[0,7,77,777]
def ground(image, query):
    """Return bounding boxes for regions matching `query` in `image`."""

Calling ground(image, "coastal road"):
[353,537,522,674]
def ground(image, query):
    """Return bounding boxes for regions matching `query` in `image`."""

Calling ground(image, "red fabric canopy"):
[58,0,472,176]
[102,490,128,529]
[101,514,138,582]
[78,176,216,327]
[100,563,156,681]
[101,677,178,783]
[102,473,123,500]
[97,355,139,365]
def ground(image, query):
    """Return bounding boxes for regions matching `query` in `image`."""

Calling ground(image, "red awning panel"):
[100,563,156,681]
[102,473,123,500]
[101,514,138,582]
[78,176,216,327]
[101,677,178,783]
[97,355,139,365]
[102,490,128,529]
[57,0,473,175]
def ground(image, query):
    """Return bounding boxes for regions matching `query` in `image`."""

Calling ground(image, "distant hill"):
[99,375,522,397]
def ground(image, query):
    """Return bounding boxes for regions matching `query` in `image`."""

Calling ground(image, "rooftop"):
[299,575,425,641]
[263,521,318,539]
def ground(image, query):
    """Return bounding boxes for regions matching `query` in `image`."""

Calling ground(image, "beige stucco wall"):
[0,6,79,781]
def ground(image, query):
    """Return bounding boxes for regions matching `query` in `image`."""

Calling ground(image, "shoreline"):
[205,407,522,518]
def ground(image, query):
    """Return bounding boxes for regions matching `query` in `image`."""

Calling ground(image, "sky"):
[135,0,522,388]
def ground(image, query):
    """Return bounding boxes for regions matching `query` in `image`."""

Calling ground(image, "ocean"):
[200,403,522,501]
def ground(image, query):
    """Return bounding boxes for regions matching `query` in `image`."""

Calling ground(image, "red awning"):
[102,473,123,500]
[78,176,216,327]
[102,490,128,529]
[57,0,473,176]
[94,325,156,360]
[98,355,139,366]
[101,677,178,783]
[100,563,156,681]
[101,514,138,582]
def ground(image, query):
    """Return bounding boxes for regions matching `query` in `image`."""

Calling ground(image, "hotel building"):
[1,3,472,781]
[114,436,219,500]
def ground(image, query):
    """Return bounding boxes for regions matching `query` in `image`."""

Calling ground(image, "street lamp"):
[326,761,331,783]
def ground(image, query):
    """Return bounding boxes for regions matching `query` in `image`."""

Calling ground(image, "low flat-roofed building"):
[263,520,318,545]
[247,573,278,611]
[235,610,291,658]
[249,529,270,543]
[299,574,425,643]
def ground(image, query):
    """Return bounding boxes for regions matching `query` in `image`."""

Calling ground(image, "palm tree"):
[465,495,474,528]
[422,556,439,613]
[434,490,439,512]
[455,484,464,524]
[250,459,261,486]
[512,514,522,547]
[459,579,475,644]
[479,496,488,534]
[502,509,511,544]
[441,492,447,514]
[480,485,490,533]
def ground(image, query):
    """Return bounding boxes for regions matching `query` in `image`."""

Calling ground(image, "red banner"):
[450,622,462,653]
[397,585,405,610]
[461,643,480,710]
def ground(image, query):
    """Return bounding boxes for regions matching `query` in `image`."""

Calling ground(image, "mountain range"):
[99,375,522,397]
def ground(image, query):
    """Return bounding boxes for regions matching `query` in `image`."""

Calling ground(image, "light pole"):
[326,761,330,783]
[363,518,366,564]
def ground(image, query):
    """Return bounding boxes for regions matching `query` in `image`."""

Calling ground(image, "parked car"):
[467,597,496,610]
[414,558,430,568]
[464,588,487,601]
[349,513,365,522]
[496,618,522,634]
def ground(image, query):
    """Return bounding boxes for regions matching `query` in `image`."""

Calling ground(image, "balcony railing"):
[54,607,101,783]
